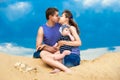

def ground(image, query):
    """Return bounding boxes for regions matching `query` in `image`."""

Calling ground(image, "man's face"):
[51,11,59,23]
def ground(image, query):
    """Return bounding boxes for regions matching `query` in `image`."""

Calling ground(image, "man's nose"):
[58,16,60,20]
[58,16,60,19]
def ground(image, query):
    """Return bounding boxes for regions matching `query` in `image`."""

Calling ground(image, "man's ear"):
[49,15,52,19]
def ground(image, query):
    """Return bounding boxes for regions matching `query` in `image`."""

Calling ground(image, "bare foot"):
[54,54,64,60]
[50,69,61,74]
[65,69,72,74]
[65,52,70,55]
[63,50,71,55]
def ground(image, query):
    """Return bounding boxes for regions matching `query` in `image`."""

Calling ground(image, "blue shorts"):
[63,53,80,67]
[33,50,41,58]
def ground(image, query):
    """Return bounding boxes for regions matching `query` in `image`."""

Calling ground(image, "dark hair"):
[62,10,80,34]
[46,8,58,20]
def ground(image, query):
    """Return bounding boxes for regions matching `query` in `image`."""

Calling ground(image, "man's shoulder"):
[38,24,47,30]
[55,23,61,27]
[40,24,46,27]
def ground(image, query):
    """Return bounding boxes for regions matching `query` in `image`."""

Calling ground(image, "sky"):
[0,0,120,59]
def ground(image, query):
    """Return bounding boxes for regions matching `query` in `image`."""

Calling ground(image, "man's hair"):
[46,8,58,20]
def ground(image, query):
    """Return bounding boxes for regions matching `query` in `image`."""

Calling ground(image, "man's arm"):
[36,26,57,53]
[36,27,43,50]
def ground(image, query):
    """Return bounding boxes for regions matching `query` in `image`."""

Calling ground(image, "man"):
[33,8,61,57]
[33,8,71,73]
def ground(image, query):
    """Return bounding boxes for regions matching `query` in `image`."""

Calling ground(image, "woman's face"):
[59,13,68,24]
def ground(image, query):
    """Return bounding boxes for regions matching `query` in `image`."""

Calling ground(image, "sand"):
[0,52,120,80]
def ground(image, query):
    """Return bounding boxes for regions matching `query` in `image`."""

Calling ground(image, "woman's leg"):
[64,53,80,67]
[40,50,71,73]
[54,50,71,60]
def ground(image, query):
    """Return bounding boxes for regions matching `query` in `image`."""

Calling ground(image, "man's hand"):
[43,45,58,53]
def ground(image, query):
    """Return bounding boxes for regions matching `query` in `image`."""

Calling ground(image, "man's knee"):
[40,50,53,59]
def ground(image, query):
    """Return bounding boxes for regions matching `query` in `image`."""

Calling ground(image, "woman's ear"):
[66,18,69,22]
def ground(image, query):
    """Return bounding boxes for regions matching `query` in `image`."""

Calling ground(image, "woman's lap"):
[63,53,80,67]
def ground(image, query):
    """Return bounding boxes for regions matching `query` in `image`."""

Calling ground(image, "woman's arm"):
[68,33,75,41]
[58,26,82,47]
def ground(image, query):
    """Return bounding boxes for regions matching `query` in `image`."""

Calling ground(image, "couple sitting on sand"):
[33,7,82,73]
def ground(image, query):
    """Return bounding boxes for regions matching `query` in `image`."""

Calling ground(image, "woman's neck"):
[46,20,55,27]
[62,22,70,26]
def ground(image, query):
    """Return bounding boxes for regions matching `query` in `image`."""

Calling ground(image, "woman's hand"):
[58,40,67,47]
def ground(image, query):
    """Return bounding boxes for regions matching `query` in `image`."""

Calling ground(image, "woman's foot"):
[54,54,64,60]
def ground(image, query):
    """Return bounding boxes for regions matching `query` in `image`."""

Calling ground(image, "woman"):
[58,10,81,68]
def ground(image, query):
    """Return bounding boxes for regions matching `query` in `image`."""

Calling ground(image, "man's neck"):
[46,20,55,27]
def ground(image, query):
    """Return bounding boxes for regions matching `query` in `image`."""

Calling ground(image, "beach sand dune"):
[0,52,120,80]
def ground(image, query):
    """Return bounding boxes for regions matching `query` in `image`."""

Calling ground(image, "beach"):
[0,52,120,80]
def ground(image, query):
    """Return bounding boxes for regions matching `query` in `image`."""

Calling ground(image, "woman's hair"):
[46,8,58,20]
[62,10,80,34]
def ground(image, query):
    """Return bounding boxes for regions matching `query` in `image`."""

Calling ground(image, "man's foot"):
[65,69,72,74]
[50,69,61,74]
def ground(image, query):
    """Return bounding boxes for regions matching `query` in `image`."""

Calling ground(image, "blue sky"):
[0,0,120,59]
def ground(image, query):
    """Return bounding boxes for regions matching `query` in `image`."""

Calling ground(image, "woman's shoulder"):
[69,26,76,30]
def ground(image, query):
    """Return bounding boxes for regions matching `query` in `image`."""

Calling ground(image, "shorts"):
[33,50,81,67]
[33,50,41,58]
[63,53,81,67]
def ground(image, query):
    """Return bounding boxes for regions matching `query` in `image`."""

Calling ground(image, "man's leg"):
[40,50,71,73]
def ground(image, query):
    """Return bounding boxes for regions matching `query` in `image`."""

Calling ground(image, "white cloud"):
[0,43,120,60]
[0,43,35,57]
[74,0,80,2]
[62,0,120,17]
[83,0,100,8]
[6,2,32,21]
[102,0,116,7]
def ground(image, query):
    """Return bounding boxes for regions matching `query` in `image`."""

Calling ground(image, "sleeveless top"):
[71,46,80,56]
[60,25,80,56]
[42,23,61,46]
